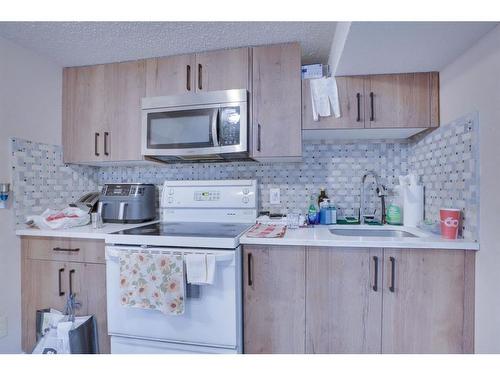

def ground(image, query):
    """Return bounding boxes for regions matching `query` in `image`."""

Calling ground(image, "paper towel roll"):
[403,185,424,227]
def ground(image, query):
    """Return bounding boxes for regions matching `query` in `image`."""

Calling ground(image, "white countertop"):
[16,221,158,240]
[16,222,479,251]
[239,224,480,251]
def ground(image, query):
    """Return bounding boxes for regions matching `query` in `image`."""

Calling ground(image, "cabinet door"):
[251,43,302,160]
[381,249,472,353]
[106,60,146,161]
[145,54,196,96]
[62,65,107,163]
[243,245,306,353]
[195,47,250,92]
[306,247,383,353]
[365,72,438,128]
[302,76,365,130]
[21,259,85,352]
[83,263,110,353]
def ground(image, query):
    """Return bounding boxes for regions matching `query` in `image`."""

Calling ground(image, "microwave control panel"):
[219,107,241,146]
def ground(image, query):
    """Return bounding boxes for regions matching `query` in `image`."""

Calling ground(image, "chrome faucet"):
[359,171,387,224]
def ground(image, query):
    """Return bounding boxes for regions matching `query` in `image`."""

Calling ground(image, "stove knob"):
[243,188,249,195]
[242,197,249,204]
[168,197,174,204]
[168,188,174,195]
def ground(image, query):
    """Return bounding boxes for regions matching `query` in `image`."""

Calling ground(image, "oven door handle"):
[211,108,220,147]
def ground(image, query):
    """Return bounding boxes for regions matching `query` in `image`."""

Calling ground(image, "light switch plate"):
[270,188,280,205]
[0,315,7,338]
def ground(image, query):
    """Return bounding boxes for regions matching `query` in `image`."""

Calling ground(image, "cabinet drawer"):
[23,237,105,264]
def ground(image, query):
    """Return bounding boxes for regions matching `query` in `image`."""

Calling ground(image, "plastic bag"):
[33,309,99,354]
[26,207,90,230]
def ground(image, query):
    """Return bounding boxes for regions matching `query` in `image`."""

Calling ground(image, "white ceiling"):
[0,22,336,67]
[335,22,498,75]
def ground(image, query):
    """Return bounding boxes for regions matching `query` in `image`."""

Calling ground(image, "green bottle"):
[308,195,318,225]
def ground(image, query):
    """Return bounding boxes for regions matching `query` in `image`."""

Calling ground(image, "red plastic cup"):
[440,208,461,239]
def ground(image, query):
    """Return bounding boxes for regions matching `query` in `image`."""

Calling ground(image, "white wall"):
[440,25,500,353]
[0,36,61,353]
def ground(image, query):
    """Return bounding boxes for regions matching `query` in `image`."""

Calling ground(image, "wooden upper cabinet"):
[365,72,439,128]
[243,245,306,354]
[381,249,473,354]
[146,48,249,96]
[63,65,107,163]
[251,43,302,160]
[306,247,383,354]
[195,47,250,92]
[145,54,195,96]
[302,76,365,130]
[106,60,146,161]
[63,61,145,163]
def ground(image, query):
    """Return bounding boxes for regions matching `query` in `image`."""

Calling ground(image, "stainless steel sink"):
[329,228,417,238]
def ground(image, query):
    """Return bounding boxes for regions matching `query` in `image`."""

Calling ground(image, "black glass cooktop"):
[114,222,253,239]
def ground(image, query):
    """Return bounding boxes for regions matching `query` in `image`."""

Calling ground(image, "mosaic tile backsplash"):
[408,112,479,240]
[10,112,479,239]
[10,139,99,226]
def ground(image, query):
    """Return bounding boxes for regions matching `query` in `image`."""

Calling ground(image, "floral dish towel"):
[119,252,185,315]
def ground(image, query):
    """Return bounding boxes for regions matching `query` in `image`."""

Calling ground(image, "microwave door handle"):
[211,108,220,147]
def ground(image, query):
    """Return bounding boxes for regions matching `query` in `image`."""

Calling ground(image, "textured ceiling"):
[335,21,498,75]
[0,22,336,67]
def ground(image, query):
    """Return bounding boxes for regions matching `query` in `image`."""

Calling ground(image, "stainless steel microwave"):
[141,89,249,162]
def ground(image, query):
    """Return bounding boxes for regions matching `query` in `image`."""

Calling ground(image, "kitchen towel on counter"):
[119,252,185,315]
[245,223,287,238]
[309,77,341,121]
[185,254,216,285]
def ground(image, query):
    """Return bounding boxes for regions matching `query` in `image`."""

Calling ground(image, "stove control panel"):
[161,180,257,209]
[194,191,221,201]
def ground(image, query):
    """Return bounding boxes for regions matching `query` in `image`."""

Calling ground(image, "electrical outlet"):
[0,315,7,338]
[270,188,280,205]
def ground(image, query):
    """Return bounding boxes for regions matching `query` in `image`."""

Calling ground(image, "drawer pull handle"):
[53,247,80,252]
[58,268,65,296]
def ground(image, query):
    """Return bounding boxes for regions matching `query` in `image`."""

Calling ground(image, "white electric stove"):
[104,180,257,354]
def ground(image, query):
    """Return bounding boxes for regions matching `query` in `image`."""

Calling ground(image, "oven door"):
[105,246,242,350]
[142,102,247,157]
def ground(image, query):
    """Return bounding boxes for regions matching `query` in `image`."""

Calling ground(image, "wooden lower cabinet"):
[243,245,306,353]
[21,237,110,354]
[381,249,474,353]
[242,245,475,354]
[306,247,382,353]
